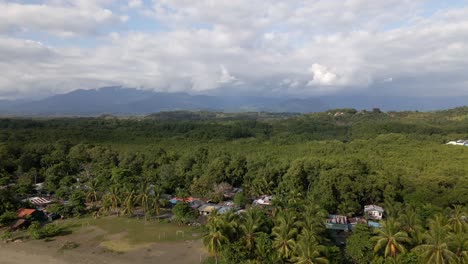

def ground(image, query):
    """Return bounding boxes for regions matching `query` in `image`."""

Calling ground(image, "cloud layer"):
[0,0,468,98]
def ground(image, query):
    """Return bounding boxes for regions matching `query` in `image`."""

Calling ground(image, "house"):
[16,208,45,221]
[224,188,243,199]
[189,200,205,209]
[364,205,384,220]
[27,196,52,207]
[217,206,234,214]
[253,195,273,206]
[446,140,468,146]
[198,204,221,216]
[325,215,350,231]
[169,197,195,205]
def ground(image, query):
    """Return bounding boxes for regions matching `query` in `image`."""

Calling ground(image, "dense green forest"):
[0,108,467,263]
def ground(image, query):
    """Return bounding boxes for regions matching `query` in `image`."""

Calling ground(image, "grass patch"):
[89,217,202,244]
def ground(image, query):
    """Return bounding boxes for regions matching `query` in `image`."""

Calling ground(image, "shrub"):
[0,211,17,226]
[28,222,63,240]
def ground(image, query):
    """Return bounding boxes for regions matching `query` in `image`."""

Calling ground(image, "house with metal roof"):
[364,204,384,220]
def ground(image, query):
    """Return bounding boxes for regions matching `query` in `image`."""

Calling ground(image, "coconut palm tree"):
[220,210,238,240]
[203,213,229,264]
[413,215,457,264]
[272,212,298,260]
[291,238,329,264]
[372,218,410,258]
[448,205,467,234]
[399,206,423,245]
[448,231,468,264]
[240,208,265,251]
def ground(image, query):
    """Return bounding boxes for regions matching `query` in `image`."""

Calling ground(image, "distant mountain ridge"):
[0,87,467,116]
[0,87,327,116]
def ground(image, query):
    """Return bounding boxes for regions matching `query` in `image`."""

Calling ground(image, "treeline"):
[2,107,468,144]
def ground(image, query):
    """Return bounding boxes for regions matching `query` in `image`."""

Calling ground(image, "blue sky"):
[1,0,468,99]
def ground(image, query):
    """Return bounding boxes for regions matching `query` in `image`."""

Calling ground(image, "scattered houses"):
[325,205,384,232]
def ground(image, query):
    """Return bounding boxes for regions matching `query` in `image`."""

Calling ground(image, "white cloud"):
[0,2,124,36]
[128,0,142,8]
[218,65,237,84]
[307,64,338,86]
[1,1,468,98]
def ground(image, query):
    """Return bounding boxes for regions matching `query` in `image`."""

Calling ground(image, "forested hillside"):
[1,108,467,263]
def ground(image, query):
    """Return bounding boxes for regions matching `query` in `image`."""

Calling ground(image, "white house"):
[364,205,384,220]
[446,140,468,146]
[253,195,273,206]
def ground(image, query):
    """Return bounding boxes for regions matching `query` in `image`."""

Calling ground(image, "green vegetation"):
[0,108,467,263]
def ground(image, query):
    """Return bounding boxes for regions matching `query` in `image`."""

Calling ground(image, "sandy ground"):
[0,226,207,264]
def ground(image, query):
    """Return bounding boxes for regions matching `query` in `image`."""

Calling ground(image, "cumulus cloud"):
[0,1,468,98]
[0,1,125,36]
[308,64,338,86]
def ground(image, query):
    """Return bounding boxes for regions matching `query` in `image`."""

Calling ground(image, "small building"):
[217,206,234,214]
[189,200,205,209]
[446,140,468,146]
[253,195,273,206]
[198,204,221,216]
[16,208,45,221]
[169,197,195,205]
[28,196,52,207]
[364,205,384,220]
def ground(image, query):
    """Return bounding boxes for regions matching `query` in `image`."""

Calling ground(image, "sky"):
[1,0,468,99]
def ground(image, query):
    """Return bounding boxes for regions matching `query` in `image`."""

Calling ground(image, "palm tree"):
[102,185,121,215]
[272,212,298,260]
[448,205,467,234]
[120,187,136,216]
[136,184,150,221]
[399,206,423,245]
[447,231,468,264]
[85,178,99,205]
[150,185,165,217]
[240,208,264,251]
[203,213,229,264]
[299,204,327,244]
[413,215,457,264]
[291,238,329,264]
[372,218,410,258]
[220,211,238,240]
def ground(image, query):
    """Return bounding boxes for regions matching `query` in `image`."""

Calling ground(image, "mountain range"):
[0,86,466,116]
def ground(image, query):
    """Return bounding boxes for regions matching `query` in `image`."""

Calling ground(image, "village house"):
[27,196,52,208]
[446,140,468,146]
[16,208,45,221]
[364,204,384,220]
[198,204,221,216]
[253,195,273,206]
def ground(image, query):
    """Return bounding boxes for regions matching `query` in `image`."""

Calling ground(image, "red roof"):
[16,208,37,218]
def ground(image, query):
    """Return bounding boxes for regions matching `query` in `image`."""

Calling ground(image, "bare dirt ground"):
[0,224,207,264]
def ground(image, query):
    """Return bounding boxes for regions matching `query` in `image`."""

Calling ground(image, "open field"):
[0,216,207,264]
